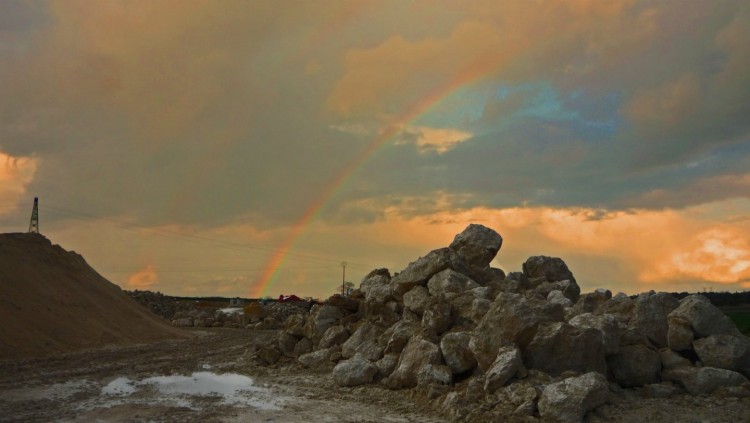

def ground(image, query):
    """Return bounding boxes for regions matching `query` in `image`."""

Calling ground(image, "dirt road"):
[0,328,446,423]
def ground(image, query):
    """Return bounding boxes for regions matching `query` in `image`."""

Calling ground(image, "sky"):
[1,0,749,299]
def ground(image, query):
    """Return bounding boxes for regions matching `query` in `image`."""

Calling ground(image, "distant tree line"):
[667,291,750,307]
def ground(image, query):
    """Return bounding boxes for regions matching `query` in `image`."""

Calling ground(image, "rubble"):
[261,223,750,422]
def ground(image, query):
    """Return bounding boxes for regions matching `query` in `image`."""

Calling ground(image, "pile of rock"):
[262,224,750,422]
[127,290,195,320]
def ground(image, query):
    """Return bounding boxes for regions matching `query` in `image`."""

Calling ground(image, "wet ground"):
[0,329,445,423]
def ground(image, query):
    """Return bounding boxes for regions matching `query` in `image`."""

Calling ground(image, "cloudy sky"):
[1,0,749,299]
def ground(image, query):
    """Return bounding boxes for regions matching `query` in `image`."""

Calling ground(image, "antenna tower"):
[28,197,39,233]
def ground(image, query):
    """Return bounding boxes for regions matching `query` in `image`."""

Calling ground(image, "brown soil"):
[0,328,446,422]
[0,233,189,359]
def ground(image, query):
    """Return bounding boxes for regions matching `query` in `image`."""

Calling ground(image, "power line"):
[40,203,377,270]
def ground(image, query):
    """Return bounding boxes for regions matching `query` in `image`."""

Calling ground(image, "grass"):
[726,312,750,336]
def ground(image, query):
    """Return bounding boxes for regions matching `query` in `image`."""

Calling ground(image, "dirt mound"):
[0,233,188,360]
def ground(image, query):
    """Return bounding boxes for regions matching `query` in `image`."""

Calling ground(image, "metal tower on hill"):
[28,197,39,233]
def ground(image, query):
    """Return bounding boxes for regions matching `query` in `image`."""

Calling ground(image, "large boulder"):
[304,305,345,342]
[386,337,443,389]
[629,292,679,349]
[318,325,350,349]
[568,313,620,356]
[484,344,525,394]
[284,314,307,336]
[522,256,580,303]
[427,269,479,296]
[606,344,661,387]
[380,320,418,354]
[668,295,741,338]
[440,331,476,374]
[470,292,541,371]
[538,372,609,423]
[693,335,750,377]
[360,268,393,304]
[524,322,606,377]
[390,248,454,295]
[667,316,694,351]
[448,224,503,269]
[570,288,612,316]
[375,353,400,378]
[327,294,360,313]
[422,299,453,336]
[298,346,339,368]
[332,354,378,387]
[417,364,453,387]
[662,366,749,395]
[278,331,302,357]
[341,322,384,359]
[403,286,430,315]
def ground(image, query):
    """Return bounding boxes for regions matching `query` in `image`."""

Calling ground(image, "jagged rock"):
[667,316,694,351]
[538,372,609,423]
[527,294,565,323]
[417,364,453,386]
[403,286,430,315]
[318,325,350,349]
[472,286,494,300]
[284,314,307,337]
[449,292,476,326]
[304,305,344,342]
[376,353,400,378]
[327,294,359,313]
[513,401,536,417]
[332,354,378,387]
[360,300,400,326]
[607,344,660,387]
[440,331,476,374]
[469,298,491,324]
[386,337,443,389]
[360,268,393,304]
[422,299,453,336]
[298,346,339,368]
[391,249,453,295]
[629,292,679,348]
[570,288,612,316]
[524,322,606,377]
[662,366,749,395]
[597,293,635,325]
[448,224,503,269]
[568,313,620,356]
[522,256,580,303]
[668,295,741,338]
[293,337,313,357]
[381,320,418,354]
[484,344,524,393]
[693,335,750,377]
[659,348,693,370]
[470,292,541,371]
[548,290,573,308]
[427,269,479,296]
[342,322,384,359]
[354,339,385,362]
[278,331,301,357]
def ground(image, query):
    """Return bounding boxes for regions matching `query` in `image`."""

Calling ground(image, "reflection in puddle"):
[100,371,283,410]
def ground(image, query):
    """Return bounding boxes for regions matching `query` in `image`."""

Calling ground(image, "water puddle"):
[97,371,283,411]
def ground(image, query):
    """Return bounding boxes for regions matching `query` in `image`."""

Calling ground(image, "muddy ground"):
[0,328,444,423]
[1,328,749,423]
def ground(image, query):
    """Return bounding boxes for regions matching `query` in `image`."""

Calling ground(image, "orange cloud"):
[126,265,159,290]
[0,151,38,215]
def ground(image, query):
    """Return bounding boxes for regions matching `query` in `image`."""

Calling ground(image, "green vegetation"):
[726,311,750,336]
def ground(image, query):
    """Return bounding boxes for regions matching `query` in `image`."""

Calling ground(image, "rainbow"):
[251,57,496,298]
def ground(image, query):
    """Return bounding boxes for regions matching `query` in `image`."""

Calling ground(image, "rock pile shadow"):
[256,224,750,422]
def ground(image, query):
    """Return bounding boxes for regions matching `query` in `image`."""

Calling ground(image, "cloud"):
[126,265,159,290]
[0,150,38,216]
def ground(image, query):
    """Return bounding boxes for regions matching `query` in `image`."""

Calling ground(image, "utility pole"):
[341,261,347,296]
[28,197,39,234]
